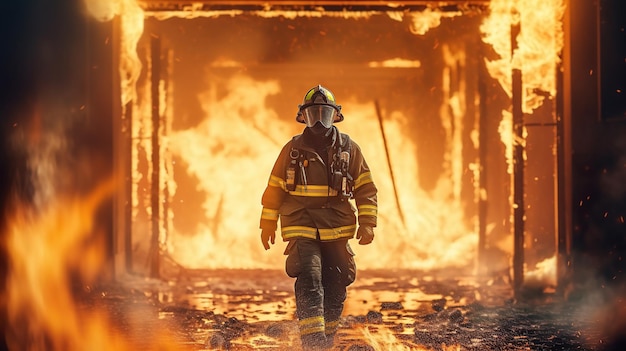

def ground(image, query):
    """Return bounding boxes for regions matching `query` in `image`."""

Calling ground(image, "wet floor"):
[89,269,624,351]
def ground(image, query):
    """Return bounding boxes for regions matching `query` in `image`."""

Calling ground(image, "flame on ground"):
[358,326,461,351]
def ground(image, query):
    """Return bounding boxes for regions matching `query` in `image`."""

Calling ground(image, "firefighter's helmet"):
[296,85,344,127]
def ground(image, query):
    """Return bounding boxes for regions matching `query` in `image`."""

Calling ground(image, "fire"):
[2,178,184,350]
[480,0,565,113]
[359,326,423,351]
[484,0,564,171]
[482,0,565,287]
[0,0,573,349]
[525,256,558,288]
[3,180,121,350]
[358,326,461,351]
[85,0,144,106]
[368,58,421,68]
[407,7,461,35]
[162,74,477,270]
[104,2,480,271]
[86,0,567,284]
[0,107,177,349]
[166,76,290,268]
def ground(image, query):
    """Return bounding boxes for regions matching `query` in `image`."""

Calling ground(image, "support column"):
[511,19,525,297]
[150,35,161,278]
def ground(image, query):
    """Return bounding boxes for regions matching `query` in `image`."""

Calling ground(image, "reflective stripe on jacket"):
[260,127,378,241]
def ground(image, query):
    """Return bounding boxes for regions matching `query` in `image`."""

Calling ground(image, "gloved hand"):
[261,229,276,250]
[356,225,374,245]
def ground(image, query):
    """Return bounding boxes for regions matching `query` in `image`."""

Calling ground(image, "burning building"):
[1,0,624,350]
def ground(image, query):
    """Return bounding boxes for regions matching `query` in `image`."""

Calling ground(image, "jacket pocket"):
[284,240,301,278]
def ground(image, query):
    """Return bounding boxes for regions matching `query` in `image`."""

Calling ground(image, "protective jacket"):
[260,126,378,241]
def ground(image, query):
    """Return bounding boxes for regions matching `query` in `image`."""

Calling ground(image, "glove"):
[356,225,374,245]
[261,229,276,250]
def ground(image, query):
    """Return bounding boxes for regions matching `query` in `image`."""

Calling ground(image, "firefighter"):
[259,85,378,350]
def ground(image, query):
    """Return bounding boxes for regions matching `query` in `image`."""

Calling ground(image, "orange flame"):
[162,72,477,270]
[85,0,144,106]
[408,7,461,35]
[2,178,184,350]
[480,0,565,113]
[93,3,479,271]
[3,181,122,350]
[86,0,565,282]
[482,0,565,287]
[358,326,461,351]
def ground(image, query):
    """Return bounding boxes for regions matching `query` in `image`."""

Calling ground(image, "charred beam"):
[375,100,407,231]
[556,9,571,295]
[138,0,489,13]
[477,40,488,275]
[511,20,525,297]
[150,35,161,278]
[124,101,133,273]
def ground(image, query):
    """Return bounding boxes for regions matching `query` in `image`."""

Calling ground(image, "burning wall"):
[125,6,498,274]
[3,0,626,349]
[1,0,569,303]
[0,0,589,349]
[95,0,566,285]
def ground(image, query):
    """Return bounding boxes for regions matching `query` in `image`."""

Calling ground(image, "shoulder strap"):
[285,135,308,190]
[340,133,351,155]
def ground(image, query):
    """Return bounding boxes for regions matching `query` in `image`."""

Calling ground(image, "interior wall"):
[567,0,626,289]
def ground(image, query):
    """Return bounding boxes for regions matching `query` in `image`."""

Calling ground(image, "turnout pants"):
[284,238,356,349]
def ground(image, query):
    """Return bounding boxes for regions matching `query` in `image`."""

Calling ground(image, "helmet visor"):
[302,105,337,128]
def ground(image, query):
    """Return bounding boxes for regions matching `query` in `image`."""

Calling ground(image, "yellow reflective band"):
[300,316,324,326]
[289,185,330,197]
[261,208,279,221]
[321,88,335,102]
[305,86,335,103]
[301,324,325,335]
[282,226,318,240]
[268,175,286,191]
[325,319,340,335]
[299,316,325,335]
[318,224,357,241]
[354,172,373,189]
[358,204,377,217]
[304,88,317,101]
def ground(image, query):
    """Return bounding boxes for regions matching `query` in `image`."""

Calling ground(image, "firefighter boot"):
[300,331,327,350]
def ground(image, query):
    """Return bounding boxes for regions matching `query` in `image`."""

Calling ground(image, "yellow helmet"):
[296,85,344,127]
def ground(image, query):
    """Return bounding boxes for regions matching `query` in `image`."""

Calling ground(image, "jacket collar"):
[296,126,343,151]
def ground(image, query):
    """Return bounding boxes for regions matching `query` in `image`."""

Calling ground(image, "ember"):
[2,0,625,350]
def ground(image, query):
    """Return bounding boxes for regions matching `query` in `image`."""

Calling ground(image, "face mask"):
[308,121,330,135]
[302,104,337,128]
